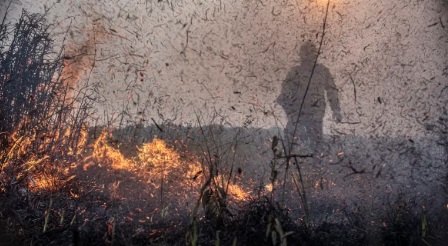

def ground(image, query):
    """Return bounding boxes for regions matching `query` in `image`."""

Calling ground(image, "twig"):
[151,117,164,132]
[181,16,194,55]
[347,72,357,104]
[342,162,369,179]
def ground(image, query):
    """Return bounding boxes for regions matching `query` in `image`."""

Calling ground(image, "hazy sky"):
[2,0,448,138]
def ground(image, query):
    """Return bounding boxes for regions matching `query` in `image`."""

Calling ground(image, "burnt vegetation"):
[1,5,448,246]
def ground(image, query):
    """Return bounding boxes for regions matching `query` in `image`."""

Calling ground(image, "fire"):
[2,117,249,207]
[83,129,132,171]
[226,182,248,201]
[80,130,208,204]
[83,131,203,186]
[214,175,250,201]
[1,122,89,192]
[137,138,200,183]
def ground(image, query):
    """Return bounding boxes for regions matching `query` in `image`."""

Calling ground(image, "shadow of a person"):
[277,41,341,156]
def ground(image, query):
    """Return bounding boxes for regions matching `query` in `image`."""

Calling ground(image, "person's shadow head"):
[299,41,318,63]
